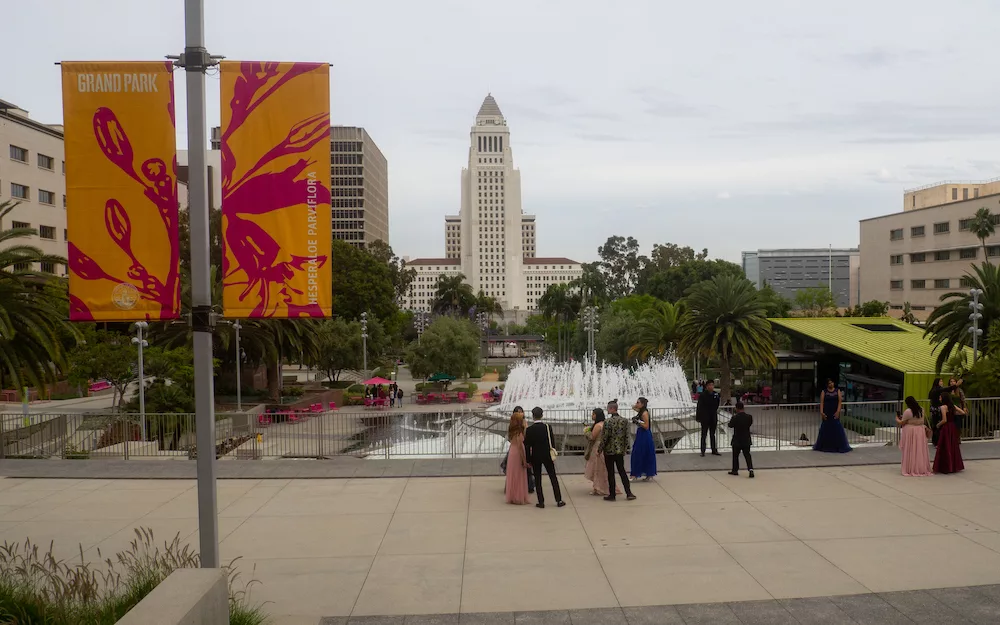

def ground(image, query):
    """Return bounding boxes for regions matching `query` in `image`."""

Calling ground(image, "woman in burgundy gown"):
[933,392,964,474]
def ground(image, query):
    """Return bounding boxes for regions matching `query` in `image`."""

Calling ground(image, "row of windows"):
[332,198,364,208]
[331,141,362,153]
[332,209,364,219]
[952,187,979,201]
[890,278,973,290]
[889,215,1000,240]
[477,158,503,165]
[332,177,363,187]
[332,221,364,230]
[332,166,363,176]
[9,145,64,173]
[477,135,503,153]
[3,181,65,207]
[332,154,363,165]
[10,220,65,241]
[333,231,365,241]
[892,247,1000,265]
[332,188,363,197]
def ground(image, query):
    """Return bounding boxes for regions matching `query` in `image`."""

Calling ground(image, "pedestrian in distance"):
[696,380,721,457]
[601,400,637,502]
[727,401,754,478]
[523,406,565,508]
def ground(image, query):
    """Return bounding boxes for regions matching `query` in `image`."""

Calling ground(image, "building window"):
[960,277,974,288]
[933,222,950,234]
[11,183,29,199]
[11,220,30,230]
[890,254,903,265]
[40,261,55,274]
[890,280,903,290]
[910,225,925,237]
[963,188,969,200]
[910,253,926,263]
[63,195,67,208]
[911,279,926,289]
[934,250,950,261]
[9,145,28,162]
[975,188,980,198]
[960,248,978,260]
[38,225,56,240]
[988,246,1000,258]
[952,188,958,200]
[38,190,55,205]
[37,153,55,170]
[959,218,972,231]
[889,228,903,241]
[934,279,950,289]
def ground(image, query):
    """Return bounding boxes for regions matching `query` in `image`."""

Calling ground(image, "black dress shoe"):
[536,503,545,509]
[626,494,637,501]
[700,452,705,457]
[749,470,755,478]
[556,501,566,507]
[603,495,616,501]
[712,451,722,456]
[728,470,739,476]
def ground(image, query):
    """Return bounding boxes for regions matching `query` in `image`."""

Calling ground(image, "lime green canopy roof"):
[768,317,967,375]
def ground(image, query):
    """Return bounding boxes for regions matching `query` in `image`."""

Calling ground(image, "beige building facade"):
[904,178,1000,211]
[330,126,388,249]
[860,193,1000,320]
[0,99,66,274]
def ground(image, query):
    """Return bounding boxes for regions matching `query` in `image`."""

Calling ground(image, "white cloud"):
[717,191,732,199]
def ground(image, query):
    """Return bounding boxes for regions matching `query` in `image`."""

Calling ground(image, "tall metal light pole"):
[131,321,149,441]
[361,312,368,380]
[221,320,244,411]
[177,0,220,568]
[969,288,984,364]
[582,306,599,361]
[477,311,489,365]
[415,311,428,344]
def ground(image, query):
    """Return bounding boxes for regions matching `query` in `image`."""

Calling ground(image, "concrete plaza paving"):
[3,458,1000,623]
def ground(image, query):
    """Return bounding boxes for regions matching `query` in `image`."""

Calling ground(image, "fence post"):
[775,405,781,451]
[451,412,458,459]
[317,410,324,458]
[123,415,129,460]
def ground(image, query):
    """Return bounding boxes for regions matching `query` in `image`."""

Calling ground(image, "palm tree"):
[431,274,476,316]
[537,283,581,360]
[475,291,504,323]
[0,201,75,390]
[924,262,999,371]
[679,275,776,401]
[628,300,684,362]
[969,207,996,260]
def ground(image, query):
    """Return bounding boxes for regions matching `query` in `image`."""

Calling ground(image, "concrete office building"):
[330,126,388,249]
[402,95,581,315]
[860,192,1000,321]
[742,248,860,308]
[0,99,66,274]
[904,178,1000,211]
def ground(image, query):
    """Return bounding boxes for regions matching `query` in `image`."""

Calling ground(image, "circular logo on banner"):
[111,283,140,310]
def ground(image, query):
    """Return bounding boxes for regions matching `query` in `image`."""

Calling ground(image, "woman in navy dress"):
[630,397,657,480]
[813,379,852,453]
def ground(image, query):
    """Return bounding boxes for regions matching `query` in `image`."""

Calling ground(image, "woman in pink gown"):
[584,408,621,497]
[896,396,932,477]
[505,407,531,505]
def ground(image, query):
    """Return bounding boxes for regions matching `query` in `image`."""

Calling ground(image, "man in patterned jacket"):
[601,399,637,501]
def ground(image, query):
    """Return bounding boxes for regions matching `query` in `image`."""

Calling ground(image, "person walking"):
[629,397,657,481]
[504,407,531,504]
[813,379,852,453]
[933,393,965,474]
[696,381,721,457]
[583,408,620,497]
[601,400,636,502]
[396,387,404,406]
[897,396,932,477]
[727,401,754,478]
[523,407,564,508]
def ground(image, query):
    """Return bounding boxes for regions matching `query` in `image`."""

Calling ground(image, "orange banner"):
[61,61,180,321]
[220,61,332,318]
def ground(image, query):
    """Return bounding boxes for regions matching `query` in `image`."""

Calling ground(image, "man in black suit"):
[727,400,754,478]
[523,406,565,509]
[696,380,721,457]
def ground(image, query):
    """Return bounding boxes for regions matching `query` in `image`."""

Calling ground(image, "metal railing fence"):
[2,398,998,460]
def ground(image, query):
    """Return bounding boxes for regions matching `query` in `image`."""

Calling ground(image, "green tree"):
[0,201,75,390]
[597,235,648,299]
[680,275,776,401]
[628,300,684,361]
[641,258,744,302]
[406,316,480,379]
[67,330,137,410]
[312,318,362,382]
[331,240,396,321]
[367,239,416,305]
[431,274,476,317]
[537,283,581,360]
[856,300,890,317]
[924,261,1000,371]
[757,283,793,318]
[794,286,837,317]
[475,291,504,322]
[968,207,996,259]
[572,261,609,305]
[594,308,637,365]
[609,294,662,318]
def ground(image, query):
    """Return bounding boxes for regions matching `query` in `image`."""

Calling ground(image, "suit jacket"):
[696,391,721,426]
[523,421,552,465]
[601,413,631,456]
[727,411,753,447]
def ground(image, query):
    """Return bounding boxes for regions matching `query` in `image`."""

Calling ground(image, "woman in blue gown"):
[813,379,852,453]
[630,397,657,480]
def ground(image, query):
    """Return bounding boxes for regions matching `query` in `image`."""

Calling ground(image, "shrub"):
[0,528,268,625]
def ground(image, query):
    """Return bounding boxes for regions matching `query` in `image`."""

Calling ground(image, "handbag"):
[545,423,558,462]
[583,437,595,461]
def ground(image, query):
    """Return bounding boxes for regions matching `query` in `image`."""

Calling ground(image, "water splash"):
[498,355,693,417]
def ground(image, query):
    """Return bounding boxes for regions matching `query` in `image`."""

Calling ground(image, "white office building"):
[402,95,581,315]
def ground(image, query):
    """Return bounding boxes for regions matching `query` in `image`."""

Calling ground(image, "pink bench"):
[89,380,112,393]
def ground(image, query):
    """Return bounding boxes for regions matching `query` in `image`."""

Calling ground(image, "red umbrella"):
[362,376,393,385]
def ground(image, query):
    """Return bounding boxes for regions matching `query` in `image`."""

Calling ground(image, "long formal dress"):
[505,433,531,504]
[899,409,932,477]
[584,423,621,496]
[813,389,852,453]
[630,416,657,478]
[933,415,964,474]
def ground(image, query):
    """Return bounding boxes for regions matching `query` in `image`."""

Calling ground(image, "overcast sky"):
[3,0,999,264]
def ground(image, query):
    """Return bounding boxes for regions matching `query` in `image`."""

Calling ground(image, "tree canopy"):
[406,316,480,379]
[794,286,837,317]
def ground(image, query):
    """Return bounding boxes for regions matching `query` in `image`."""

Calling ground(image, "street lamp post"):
[361,312,368,380]
[131,321,149,441]
[221,320,244,411]
[415,311,428,344]
[969,288,984,364]
[582,306,599,361]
